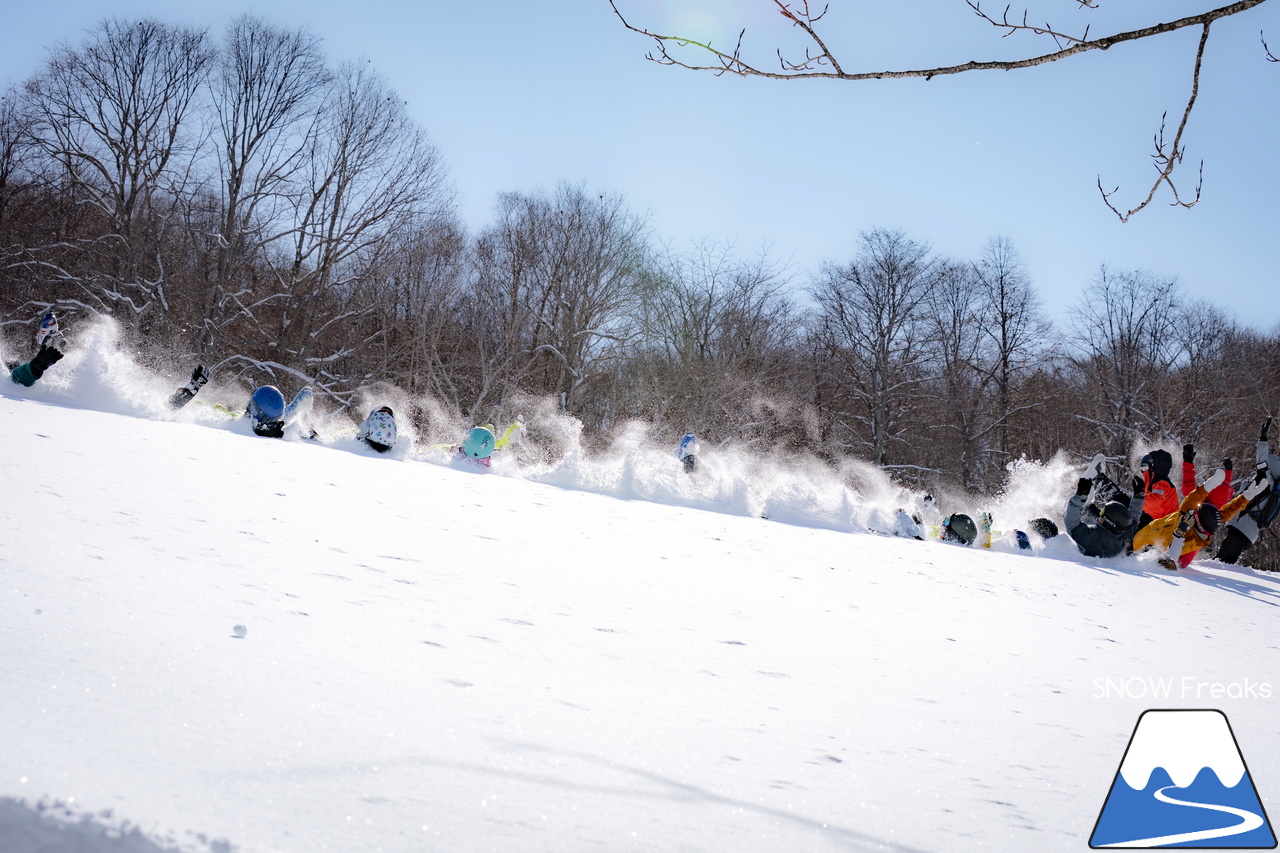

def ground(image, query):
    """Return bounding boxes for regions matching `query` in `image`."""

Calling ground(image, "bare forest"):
[5,17,1279,566]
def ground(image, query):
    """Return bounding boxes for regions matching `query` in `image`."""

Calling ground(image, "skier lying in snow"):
[356,406,398,453]
[674,432,699,473]
[1135,443,1233,533]
[6,312,66,387]
[1065,454,1144,559]
[1132,465,1268,570]
[451,421,524,467]
[169,372,313,439]
[1216,417,1280,565]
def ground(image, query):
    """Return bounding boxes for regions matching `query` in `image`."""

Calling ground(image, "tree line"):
[4,16,1279,565]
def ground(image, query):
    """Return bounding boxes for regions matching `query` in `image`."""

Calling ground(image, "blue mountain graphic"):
[1092,765,1276,848]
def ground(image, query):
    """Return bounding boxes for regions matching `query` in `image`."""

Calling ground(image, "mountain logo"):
[1090,709,1276,848]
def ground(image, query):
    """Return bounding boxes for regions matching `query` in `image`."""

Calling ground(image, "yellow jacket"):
[1133,485,1248,557]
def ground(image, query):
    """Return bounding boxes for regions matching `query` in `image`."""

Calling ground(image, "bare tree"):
[22,18,214,322]
[810,228,941,468]
[196,16,330,363]
[610,0,1272,219]
[247,59,453,400]
[971,236,1051,458]
[625,239,801,443]
[1067,266,1183,452]
[356,212,469,406]
[470,183,648,417]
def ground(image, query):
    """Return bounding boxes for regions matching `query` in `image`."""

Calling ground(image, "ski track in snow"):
[2,339,1279,853]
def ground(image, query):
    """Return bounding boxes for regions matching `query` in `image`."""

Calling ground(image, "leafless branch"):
[611,0,1269,217]
[1098,24,1210,222]
[611,0,1267,81]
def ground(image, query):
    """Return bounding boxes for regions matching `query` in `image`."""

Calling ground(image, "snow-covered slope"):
[3,333,1279,853]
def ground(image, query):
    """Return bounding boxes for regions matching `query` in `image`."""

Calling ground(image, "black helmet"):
[942,513,978,545]
[1029,517,1059,540]
[1098,501,1133,533]
[1194,503,1222,537]
[1140,449,1173,481]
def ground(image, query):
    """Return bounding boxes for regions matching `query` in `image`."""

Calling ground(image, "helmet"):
[360,408,397,452]
[1098,501,1133,534]
[1194,503,1222,537]
[248,385,286,437]
[1140,449,1173,481]
[462,426,496,459]
[1029,517,1059,540]
[942,513,977,545]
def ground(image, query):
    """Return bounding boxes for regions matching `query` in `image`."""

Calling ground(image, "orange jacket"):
[1142,472,1179,521]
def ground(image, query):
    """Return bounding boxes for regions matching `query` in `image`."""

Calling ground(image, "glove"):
[1262,416,1273,442]
[1076,478,1093,498]
[1131,476,1145,499]
[1083,453,1105,479]
[31,341,66,372]
[1245,475,1269,501]
[1223,458,1232,472]
[1183,443,1195,463]
[1203,469,1227,492]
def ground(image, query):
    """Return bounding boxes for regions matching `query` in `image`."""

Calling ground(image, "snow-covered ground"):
[3,325,1279,852]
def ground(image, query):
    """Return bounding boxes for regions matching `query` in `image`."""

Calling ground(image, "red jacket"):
[1182,460,1233,507]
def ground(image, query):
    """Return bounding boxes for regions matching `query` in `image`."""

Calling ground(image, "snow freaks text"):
[1094,677,1274,701]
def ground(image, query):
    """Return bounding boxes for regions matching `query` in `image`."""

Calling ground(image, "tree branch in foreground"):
[609,0,1271,219]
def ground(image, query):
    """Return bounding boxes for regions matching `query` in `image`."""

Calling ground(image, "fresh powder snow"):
[3,323,1278,852]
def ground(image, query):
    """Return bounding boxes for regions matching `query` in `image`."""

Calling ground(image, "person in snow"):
[1180,443,1235,512]
[1135,443,1233,533]
[165,368,311,439]
[1132,465,1268,570]
[449,421,525,466]
[168,365,210,409]
[1216,417,1280,564]
[6,312,66,388]
[674,432,699,473]
[356,406,398,453]
[1065,454,1144,559]
[243,385,313,438]
[1029,518,1060,541]
[940,512,978,546]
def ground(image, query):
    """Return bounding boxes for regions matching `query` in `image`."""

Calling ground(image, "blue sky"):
[3,0,1278,331]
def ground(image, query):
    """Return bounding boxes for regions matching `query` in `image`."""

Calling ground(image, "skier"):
[244,385,314,438]
[940,512,978,546]
[6,312,66,387]
[455,425,496,467]
[1216,417,1280,564]
[1010,517,1061,551]
[1136,448,1177,530]
[168,365,210,409]
[1029,518,1060,541]
[356,406,398,453]
[1133,466,1268,570]
[674,432,699,474]
[1180,443,1234,510]
[1065,454,1144,559]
